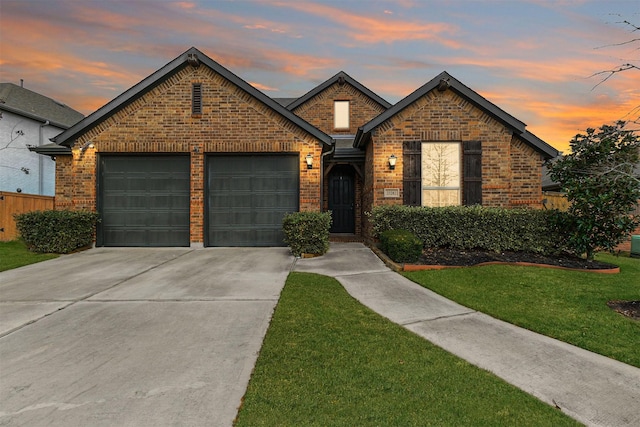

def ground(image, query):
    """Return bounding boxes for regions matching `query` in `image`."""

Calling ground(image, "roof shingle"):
[0,83,84,128]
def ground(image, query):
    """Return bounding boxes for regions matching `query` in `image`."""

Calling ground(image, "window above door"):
[334,100,349,129]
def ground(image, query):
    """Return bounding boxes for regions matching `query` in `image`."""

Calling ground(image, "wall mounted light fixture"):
[388,154,397,170]
[306,153,314,169]
[79,141,94,153]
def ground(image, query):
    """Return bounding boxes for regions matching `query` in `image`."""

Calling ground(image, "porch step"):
[329,233,364,243]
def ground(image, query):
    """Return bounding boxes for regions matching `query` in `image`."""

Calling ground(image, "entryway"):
[328,165,355,233]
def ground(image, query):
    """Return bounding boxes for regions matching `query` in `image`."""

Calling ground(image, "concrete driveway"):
[0,247,294,426]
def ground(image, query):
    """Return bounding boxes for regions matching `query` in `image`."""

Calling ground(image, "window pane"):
[421,142,461,207]
[422,189,460,207]
[334,101,349,129]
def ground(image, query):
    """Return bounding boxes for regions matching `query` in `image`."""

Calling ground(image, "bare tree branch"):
[595,37,640,50]
[590,63,639,90]
[1,121,26,150]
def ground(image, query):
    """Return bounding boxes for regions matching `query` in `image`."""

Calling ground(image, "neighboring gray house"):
[0,83,83,196]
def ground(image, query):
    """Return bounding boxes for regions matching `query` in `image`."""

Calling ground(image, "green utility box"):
[631,235,640,258]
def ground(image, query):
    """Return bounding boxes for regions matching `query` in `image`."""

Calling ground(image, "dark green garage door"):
[207,155,299,246]
[98,155,190,247]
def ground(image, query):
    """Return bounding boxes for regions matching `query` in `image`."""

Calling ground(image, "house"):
[0,82,84,196]
[34,47,558,247]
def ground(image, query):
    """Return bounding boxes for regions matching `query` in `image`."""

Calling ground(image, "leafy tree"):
[549,122,640,260]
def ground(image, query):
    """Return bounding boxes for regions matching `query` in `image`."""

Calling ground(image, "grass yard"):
[404,253,640,368]
[235,272,579,426]
[0,240,58,272]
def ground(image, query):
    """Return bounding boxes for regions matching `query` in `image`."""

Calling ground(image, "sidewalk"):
[293,242,640,427]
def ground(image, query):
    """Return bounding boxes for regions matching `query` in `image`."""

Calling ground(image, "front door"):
[328,167,355,233]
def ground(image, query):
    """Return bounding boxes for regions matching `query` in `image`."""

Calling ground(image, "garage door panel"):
[206,155,299,247]
[99,156,190,247]
[103,228,187,246]
[209,211,252,226]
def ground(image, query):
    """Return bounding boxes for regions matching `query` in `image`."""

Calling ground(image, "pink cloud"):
[275,1,460,47]
[478,86,639,153]
[250,82,278,92]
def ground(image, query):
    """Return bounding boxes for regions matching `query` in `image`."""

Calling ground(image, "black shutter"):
[403,141,421,206]
[192,83,202,115]
[463,141,482,205]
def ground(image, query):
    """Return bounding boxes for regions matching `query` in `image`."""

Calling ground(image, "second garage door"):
[206,155,299,246]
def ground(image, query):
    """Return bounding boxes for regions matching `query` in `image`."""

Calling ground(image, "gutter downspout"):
[39,120,50,195]
[320,141,336,212]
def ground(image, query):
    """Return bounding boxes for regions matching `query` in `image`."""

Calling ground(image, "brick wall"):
[362,88,544,239]
[510,135,545,207]
[292,81,387,135]
[55,64,324,244]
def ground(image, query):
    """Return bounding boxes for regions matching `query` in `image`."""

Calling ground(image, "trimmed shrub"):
[15,210,99,254]
[369,205,568,255]
[379,229,423,263]
[282,211,332,257]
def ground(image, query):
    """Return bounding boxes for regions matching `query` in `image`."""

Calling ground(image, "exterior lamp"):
[305,153,314,169]
[388,154,397,170]
[80,141,95,153]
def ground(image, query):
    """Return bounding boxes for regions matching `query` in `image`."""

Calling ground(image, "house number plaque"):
[384,188,400,198]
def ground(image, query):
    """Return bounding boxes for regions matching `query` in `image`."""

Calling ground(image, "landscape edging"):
[370,245,620,274]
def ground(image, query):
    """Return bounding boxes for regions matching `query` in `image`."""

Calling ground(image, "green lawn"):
[0,240,58,272]
[235,272,579,426]
[404,253,640,368]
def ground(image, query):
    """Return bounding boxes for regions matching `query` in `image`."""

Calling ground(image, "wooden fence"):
[0,191,54,241]
[542,191,569,211]
[542,191,640,252]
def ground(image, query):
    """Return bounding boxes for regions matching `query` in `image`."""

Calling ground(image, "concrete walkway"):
[294,243,640,427]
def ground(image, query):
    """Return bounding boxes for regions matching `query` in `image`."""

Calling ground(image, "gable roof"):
[272,97,298,108]
[286,71,392,111]
[0,83,84,128]
[353,71,558,159]
[519,130,558,159]
[51,47,333,148]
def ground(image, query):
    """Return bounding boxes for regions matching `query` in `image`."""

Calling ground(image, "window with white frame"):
[421,142,461,207]
[334,100,349,129]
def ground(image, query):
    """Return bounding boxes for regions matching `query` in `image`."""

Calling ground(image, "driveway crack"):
[1,250,195,338]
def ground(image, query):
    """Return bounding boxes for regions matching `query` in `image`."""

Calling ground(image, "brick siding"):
[54,62,547,246]
[55,64,324,244]
[292,81,387,135]
[361,88,545,239]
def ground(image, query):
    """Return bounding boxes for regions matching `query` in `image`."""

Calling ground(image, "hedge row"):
[15,210,99,254]
[283,211,332,257]
[379,229,423,263]
[370,205,567,255]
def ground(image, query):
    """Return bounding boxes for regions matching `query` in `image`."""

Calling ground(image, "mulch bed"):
[606,300,640,320]
[419,247,617,270]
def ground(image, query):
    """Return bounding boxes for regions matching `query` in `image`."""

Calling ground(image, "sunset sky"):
[1,0,638,153]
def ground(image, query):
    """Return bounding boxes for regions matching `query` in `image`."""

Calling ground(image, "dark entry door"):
[98,155,190,247]
[328,167,355,233]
